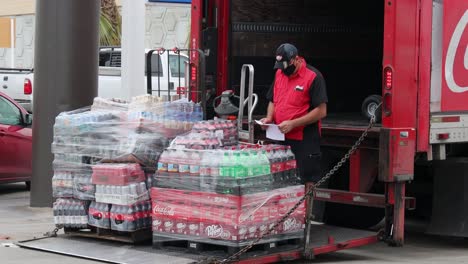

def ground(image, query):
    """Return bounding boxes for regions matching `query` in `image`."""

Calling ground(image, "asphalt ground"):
[1,183,468,264]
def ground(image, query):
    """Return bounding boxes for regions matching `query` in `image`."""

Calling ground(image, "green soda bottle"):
[219,151,233,194]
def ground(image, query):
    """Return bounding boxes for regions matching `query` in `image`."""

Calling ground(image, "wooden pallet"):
[152,233,303,258]
[64,227,152,244]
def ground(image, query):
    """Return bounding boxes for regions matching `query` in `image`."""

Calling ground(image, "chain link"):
[44,226,62,238]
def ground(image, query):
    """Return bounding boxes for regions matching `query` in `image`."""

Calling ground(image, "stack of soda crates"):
[88,163,152,233]
[151,144,305,248]
[50,96,200,239]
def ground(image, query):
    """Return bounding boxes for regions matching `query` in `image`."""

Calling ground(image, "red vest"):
[273,59,317,140]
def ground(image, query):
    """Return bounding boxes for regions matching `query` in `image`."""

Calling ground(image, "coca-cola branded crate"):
[151,185,305,244]
[92,163,145,186]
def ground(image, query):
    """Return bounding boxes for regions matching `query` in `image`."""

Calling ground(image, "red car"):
[0,92,32,188]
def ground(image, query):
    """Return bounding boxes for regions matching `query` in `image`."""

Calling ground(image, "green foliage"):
[99,9,121,46]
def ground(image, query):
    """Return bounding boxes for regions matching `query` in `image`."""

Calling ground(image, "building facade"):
[0,0,190,68]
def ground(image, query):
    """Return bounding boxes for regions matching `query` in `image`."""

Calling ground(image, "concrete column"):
[30,0,99,207]
[121,0,146,98]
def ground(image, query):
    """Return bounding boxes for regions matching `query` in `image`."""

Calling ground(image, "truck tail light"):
[191,66,197,82]
[24,78,32,95]
[441,116,460,122]
[437,133,450,140]
[384,67,393,90]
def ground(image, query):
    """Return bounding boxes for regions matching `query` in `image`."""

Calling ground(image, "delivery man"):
[261,43,328,220]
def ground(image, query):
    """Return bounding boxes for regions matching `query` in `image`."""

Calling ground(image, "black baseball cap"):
[273,43,298,70]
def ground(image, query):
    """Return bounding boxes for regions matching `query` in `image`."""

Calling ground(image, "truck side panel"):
[440,1,468,112]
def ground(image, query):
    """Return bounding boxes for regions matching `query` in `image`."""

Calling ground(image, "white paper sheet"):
[255,120,285,141]
[266,125,285,141]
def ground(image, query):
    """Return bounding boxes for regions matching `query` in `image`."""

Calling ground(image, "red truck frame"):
[185,0,468,259]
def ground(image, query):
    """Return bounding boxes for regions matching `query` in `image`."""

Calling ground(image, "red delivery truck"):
[186,0,468,247]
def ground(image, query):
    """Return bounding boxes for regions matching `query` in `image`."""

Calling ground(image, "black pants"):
[284,138,326,222]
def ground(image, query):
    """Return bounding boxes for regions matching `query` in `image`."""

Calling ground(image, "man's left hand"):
[278,120,296,134]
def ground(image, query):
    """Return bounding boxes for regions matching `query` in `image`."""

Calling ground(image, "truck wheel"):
[361,95,382,123]
[25,181,31,190]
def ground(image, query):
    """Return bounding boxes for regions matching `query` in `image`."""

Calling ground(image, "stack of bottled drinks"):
[154,145,301,194]
[53,199,89,229]
[92,164,150,205]
[51,96,198,235]
[151,143,305,245]
[88,200,152,232]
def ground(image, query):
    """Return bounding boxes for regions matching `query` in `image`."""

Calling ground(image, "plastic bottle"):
[219,151,234,194]
[231,151,246,194]
[53,201,59,225]
[199,151,211,192]
[167,149,180,189]
[130,183,138,196]
[285,146,296,184]
[73,201,80,228]
[189,151,201,191]
[135,203,142,230]
[80,202,87,228]
[193,104,203,122]
[127,205,136,232]
[209,151,220,193]
[260,150,273,191]
[64,200,71,227]
[139,182,147,194]
[278,146,288,183]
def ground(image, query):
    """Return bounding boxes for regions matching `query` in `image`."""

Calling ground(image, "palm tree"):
[100,0,121,46]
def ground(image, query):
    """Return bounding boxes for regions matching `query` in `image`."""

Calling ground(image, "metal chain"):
[202,106,381,264]
[44,226,62,238]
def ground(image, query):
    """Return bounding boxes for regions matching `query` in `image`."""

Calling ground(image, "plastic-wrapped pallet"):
[151,186,305,243]
[51,96,203,200]
[51,95,203,234]
[151,144,305,247]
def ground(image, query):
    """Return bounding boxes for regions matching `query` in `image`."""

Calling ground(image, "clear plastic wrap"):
[88,201,111,229]
[91,97,129,112]
[51,96,202,199]
[92,164,145,186]
[151,144,305,246]
[110,201,152,232]
[88,201,152,232]
[153,147,301,194]
[95,182,150,205]
[151,185,305,243]
[53,198,89,228]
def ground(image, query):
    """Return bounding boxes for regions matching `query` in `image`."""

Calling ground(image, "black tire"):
[321,148,384,229]
[361,95,382,123]
[25,181,31,190]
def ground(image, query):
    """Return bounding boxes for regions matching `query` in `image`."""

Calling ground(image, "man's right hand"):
[259,117,273,130]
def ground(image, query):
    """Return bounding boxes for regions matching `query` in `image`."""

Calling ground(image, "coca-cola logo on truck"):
[445,10,468,93]
[153,205,175,216]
